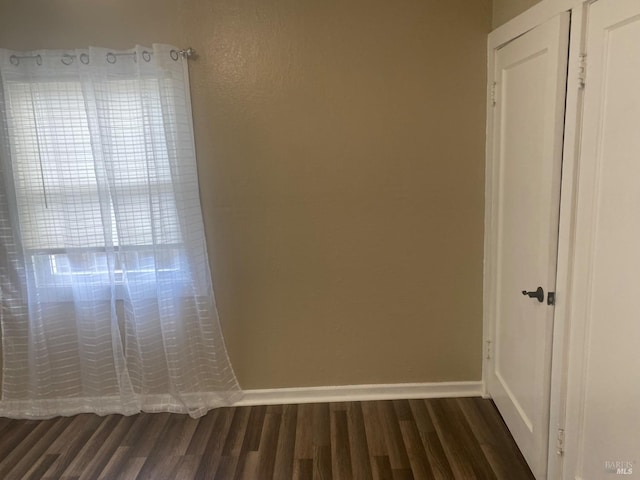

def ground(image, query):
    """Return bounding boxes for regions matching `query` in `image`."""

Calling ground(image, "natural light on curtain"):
[0,45,241,418]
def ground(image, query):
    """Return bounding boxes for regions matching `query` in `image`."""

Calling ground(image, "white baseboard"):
[233,381,483,407]
[0,382,483,418]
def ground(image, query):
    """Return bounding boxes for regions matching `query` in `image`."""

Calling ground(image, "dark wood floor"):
[0,397,534,479]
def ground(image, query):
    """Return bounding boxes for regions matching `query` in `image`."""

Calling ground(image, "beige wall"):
[493,0,543,28]
[0,0,491,390]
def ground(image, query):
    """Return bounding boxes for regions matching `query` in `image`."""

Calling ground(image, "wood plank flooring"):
[0,397,534,479]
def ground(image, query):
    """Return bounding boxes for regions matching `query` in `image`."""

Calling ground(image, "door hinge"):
[578,53,587,89]
[490,82,497,106]
[485,339,492,360]
[556,428,565,456]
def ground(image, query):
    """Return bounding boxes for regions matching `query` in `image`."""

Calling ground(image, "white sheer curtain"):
[0,45,241,419]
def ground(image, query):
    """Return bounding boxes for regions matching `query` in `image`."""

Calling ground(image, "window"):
[4,75,187,298]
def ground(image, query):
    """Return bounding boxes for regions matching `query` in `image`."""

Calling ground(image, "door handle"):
[522,286,544,303]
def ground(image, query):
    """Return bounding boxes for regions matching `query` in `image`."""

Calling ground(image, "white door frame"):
[483,0,592,478]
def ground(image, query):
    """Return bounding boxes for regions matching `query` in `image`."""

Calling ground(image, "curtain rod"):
[179,47,196,58]
[7,47,196,66]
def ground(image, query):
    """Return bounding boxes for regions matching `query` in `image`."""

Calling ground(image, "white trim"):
[546,4,589,479]
[482,33,498,399]
[233,381,483,407]
[0,382,482,419]
[490,0,588,50]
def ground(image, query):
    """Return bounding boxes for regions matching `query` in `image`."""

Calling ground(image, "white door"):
[564,0,640,477]
[486,13,569,479]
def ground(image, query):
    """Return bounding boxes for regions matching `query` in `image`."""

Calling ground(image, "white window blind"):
[4,76,189,296]
[7,79,182,251]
